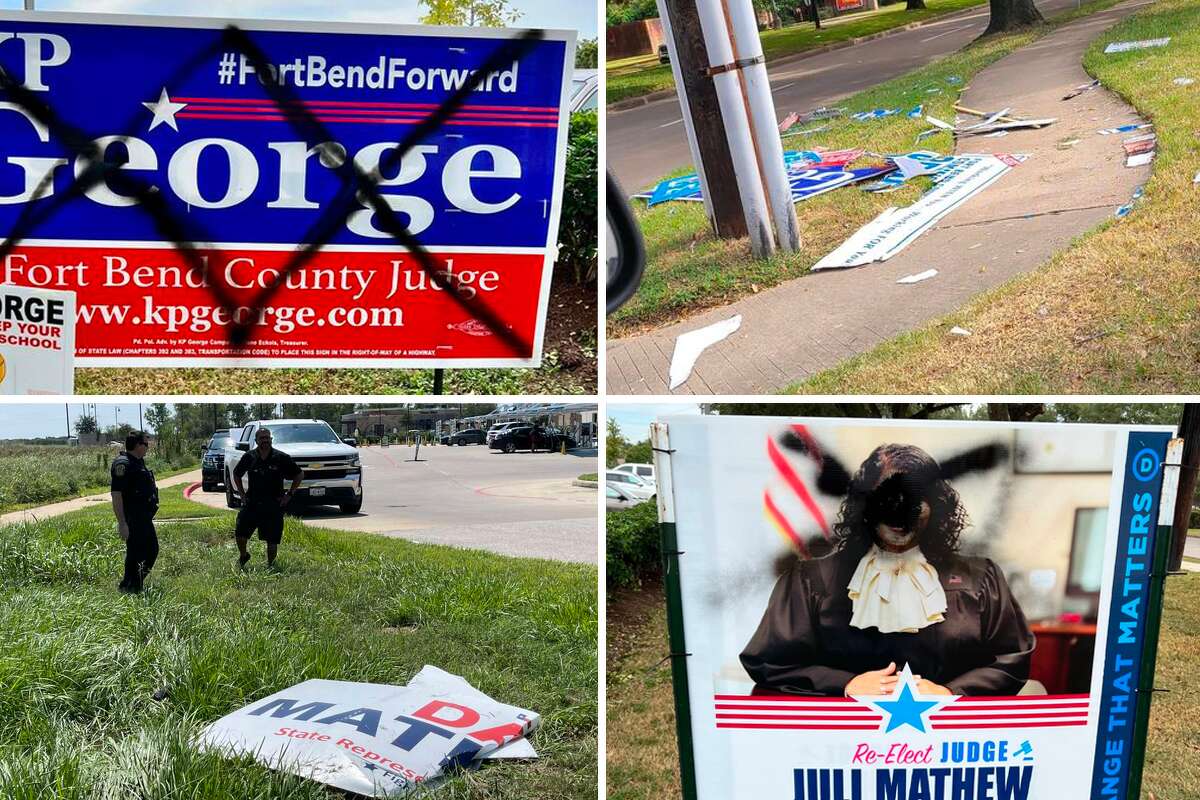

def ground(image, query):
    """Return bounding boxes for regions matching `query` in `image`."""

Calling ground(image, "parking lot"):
[189,441,598,563]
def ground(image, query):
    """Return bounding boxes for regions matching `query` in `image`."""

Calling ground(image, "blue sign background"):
[0,14,568,249]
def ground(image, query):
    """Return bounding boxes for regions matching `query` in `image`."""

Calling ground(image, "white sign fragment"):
[897,269,938,284]
[668,315,742,389]
[196,666,539,798]
[1103,38,1169,53]
[1126,152,1154,167]
[950,326,972,336]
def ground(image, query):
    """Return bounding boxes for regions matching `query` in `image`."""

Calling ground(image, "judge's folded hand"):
[844,662,899,696]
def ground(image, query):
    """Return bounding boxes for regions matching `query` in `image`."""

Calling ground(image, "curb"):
[572,479,599,488]
[607,4,988,112]
[183,481,202,499]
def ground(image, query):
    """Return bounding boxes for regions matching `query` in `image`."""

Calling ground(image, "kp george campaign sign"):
[0,12,574,366]
[197,665,540,797]
[649,415,1177,800]
[0,283,74,393]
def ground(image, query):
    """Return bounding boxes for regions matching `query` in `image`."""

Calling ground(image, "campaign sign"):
[197,665,539,797]
[0,12,574,367]
[0,283,74,393]
[651,416,1173,800]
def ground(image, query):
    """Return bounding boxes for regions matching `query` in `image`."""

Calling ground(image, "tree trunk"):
[986,403,1045,422]
[907,0,927,9]
[1168,404,1200,571]
[982,0,1044,35]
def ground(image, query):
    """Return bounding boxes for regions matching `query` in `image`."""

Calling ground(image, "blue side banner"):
[1090,431,1171,799]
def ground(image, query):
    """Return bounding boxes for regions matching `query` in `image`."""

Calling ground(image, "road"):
[609,0,1086,190]
[188,444,598,564]
[1185,535,1200,573]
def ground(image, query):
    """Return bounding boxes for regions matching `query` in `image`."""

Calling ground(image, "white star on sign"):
[143,88,187,132]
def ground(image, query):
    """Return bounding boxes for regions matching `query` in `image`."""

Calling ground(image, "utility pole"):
[657,0,748,238]
[24,0,34,10]
[64,403,69,443]
[1169,404,1200,571]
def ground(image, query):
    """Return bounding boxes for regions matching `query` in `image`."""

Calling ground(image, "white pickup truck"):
[224,419,364,514]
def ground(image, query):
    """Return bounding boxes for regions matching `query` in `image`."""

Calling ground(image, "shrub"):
[558,110,598,285]
[606,500,661,590]
[606,0,660,27]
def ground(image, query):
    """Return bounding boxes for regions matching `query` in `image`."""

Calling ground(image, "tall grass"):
[0,486,598,798]
[0,446,198,512]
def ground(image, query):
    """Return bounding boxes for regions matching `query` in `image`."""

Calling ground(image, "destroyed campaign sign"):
[0,283,74,394]
[641,154,893,206]
[197,666,539,797]
[0,12,574,367]
[651,416,1172,800]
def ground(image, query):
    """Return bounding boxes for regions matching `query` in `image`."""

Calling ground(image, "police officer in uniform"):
[233,426,303,567]
[110,431,159,593]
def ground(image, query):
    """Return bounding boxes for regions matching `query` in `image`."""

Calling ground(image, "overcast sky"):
[2,0,597,39]
[0,403,161,439]
[608,403,700,444]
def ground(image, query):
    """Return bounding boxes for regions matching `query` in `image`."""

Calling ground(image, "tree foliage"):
[73,415,97,436]
[576,38,598,68]
[419,0,521,27]
[560,111,598,284]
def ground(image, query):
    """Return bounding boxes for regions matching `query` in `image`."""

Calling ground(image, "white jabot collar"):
[847,544,947,634]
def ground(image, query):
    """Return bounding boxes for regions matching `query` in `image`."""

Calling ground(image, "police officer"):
[110,430,159,593]
[233,426,303,568]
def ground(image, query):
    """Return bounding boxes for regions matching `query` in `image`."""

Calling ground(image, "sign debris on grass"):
[1062,79,1101,100]
[197,666,539,798]
[1103,37,1170,53]
[669,315,742,389]
[1099,123,1152,134]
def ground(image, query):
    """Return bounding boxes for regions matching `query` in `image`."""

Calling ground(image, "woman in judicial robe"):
[740,443,1034,697]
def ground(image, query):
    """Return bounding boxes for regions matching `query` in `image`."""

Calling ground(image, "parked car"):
[658,43,670,64]
[570,68,598,112]
[606,483,646,511]
[486,421,524,446]
[200,428,237,492]
[225,419,364,514]
[612,462,655,489]
[605,470,655,501]
[491,424,577,454]
[441,428,487,446]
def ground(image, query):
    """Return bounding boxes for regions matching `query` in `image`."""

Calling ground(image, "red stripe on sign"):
[933,720,1089,729]
[717,713,882,721]
[718,723,881,731]
[183,104,558,121]
[716,703,870,711]
[951,694,1089,702]
[766,435,830,539]
[937,702,1089,712]
[931,712,1089,721]
[764,490,810,558]
[174,96,560,113]
[714,695,856,703]
[175,112,557,128]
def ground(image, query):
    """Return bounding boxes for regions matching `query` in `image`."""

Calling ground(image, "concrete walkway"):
[607,0,1154,395]
[0,469,201,527]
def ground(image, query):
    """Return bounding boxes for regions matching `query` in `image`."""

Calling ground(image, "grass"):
[0,445,197,514]
[0,485,597,799]
[605,574,1200,800]
[611,21,1058,335]
[578,473,599,482]
[796,0,1200,394]
[607,0,989,104]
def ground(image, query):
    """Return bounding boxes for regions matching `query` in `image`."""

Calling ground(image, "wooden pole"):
[659,0,748,238]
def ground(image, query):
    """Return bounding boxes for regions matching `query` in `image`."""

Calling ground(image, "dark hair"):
[125,431,149,451]
[832,443,968,567]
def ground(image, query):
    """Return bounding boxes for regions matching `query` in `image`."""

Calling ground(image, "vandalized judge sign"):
[0,11,574,366]
[649,416,1174,800]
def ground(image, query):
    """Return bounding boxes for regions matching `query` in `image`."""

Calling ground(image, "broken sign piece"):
[669,315,742,390]
[852,108,902,121]
[1125,151,1154,167]
[897,269,938,284]
[950,326,972,336]
[778,112,800,134]
[1098,123,1152,135]
[1103,38,1169,53]
[1062,79,1100,100]
[1174,77,1196,86]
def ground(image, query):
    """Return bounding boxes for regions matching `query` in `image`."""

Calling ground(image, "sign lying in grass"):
[813,154,1020,270]
[197,665,539,797]
[0,11,574,368]
[1104,37,1170,53]
[0,283,74,394]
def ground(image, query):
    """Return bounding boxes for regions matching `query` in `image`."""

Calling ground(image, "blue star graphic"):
[870,680,941,733]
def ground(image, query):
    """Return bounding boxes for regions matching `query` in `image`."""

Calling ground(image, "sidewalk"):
[607,0,1154,395]
[0,469,202,527]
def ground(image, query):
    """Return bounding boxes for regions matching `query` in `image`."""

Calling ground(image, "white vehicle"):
[605,470,655,502]
[606,483,646,511]
[225,419,363,514]
[612,462,655,488]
